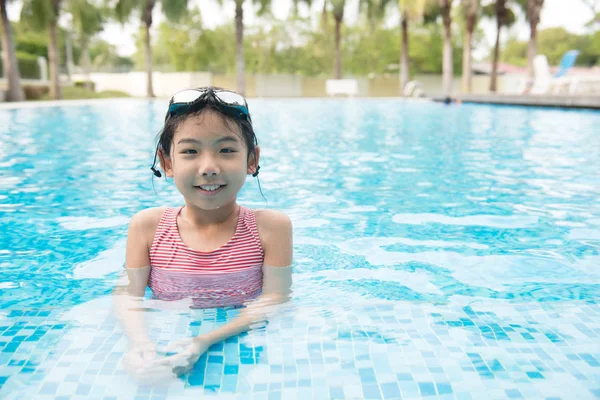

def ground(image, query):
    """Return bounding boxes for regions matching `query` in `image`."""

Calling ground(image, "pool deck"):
[433,94,600,110]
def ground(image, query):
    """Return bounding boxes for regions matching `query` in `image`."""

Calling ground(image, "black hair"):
[151,87,265,200]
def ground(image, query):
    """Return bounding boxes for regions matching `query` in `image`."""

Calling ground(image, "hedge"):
[0,52,42,80]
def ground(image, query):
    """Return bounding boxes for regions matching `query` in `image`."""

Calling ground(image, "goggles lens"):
[166,88,250,122]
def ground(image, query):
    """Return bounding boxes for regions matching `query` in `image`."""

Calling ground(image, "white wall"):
[70,71,532,98]
[71,72,212,97]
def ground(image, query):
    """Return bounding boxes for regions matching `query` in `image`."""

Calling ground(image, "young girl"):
[116,87,293,379]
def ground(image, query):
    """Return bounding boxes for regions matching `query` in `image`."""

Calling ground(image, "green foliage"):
[14,30,47,57]
[502,37,527,66]
[501,27,599,67]
[69,0,105,40]
[88,38,134,67]
[0,51,41,79]
[19,0,57,30]
[137,11,464,76]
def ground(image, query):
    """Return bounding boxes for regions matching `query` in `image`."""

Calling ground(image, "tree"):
[502,27,598,67]
[0,0,25,101]
[112,0,188,98]
[359,0,390,32]
[439,0,454,95]
[460,0,480,93]
[21,0,63,99]
[331,0,346,79]
[397,0,427,92]
[483,0,516,92]
[217,0,275,96]
[580,0,600,26]
[69,0,104,90]
[515,0,544,82]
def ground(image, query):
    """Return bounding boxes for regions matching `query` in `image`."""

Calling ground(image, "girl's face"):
[160,110,259,210]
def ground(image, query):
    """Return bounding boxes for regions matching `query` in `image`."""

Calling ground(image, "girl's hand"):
[124,341,157,370]
[123,341,178,383]
[161,336,212,376]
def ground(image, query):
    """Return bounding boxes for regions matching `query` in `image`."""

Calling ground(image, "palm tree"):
[310,0,346,79]
[483,0,515,92]
[515,0,544,82]
[0,0,25,101]
[20,0,63,99]
[113,0,188,98]
[439,0,454,95]
[69,0,104,90]
[217,0,273,96]
[581,0,600,26]
[397,0,427,93]
[331,0,346,79]
[359,0,390,32]
[460,0,480,93]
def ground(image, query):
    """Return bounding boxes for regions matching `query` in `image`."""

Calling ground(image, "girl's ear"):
[158,149,173,178]
[247,146,260,176]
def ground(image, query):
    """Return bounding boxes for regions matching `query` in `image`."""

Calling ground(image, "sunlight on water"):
[0,99,599,399]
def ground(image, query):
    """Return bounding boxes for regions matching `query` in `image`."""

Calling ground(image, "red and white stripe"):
[148,206,264,308]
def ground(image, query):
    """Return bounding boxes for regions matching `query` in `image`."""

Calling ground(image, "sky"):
[6,0,595,61]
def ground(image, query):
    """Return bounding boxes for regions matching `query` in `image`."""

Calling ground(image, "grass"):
[38,86,130,101]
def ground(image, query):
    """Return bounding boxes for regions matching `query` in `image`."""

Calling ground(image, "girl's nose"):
[198,155,220,176]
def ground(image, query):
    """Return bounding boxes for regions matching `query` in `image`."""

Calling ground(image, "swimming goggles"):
[165,87,251,124]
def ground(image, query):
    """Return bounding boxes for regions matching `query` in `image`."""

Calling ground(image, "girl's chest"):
[178,224,237,253]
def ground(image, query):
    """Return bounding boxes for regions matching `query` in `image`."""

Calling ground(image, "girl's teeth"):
[199,185,221,191]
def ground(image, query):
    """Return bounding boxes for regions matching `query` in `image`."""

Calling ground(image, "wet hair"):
[155,92,257,166]
[151,87,265,199]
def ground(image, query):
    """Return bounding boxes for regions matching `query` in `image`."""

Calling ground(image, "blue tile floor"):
[0,294,599,399]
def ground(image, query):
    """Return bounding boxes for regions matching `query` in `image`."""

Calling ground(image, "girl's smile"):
[160,109,259,213]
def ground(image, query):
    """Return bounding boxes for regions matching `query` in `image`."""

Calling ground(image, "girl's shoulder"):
[128,207,170,244]
[251,209,293,242]
[251,209,293,266]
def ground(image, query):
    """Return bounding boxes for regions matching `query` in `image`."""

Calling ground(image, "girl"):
[115,87,293,379]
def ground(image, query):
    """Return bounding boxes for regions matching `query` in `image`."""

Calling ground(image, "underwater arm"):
[112,211,154,348]
[200,210,293,345]
[162,211,293,375]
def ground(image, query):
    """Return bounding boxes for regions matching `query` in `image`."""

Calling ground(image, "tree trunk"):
[334,16,342,79]
[442,25,454,96]
[462,1,478,94]
[0,0,24,101]
[48,20,62,100]
[321,0,329,32]
[462,28,473,93]
[441,1,453,96]
[489,20,501,92]
[142,0,155,98]
[144,22,154,98]
[526,0,544,81]
[65,30,73,81]
[399,15,409,94]
[235,1,245,96]
[80,38,92,91]
[527,25,537,81]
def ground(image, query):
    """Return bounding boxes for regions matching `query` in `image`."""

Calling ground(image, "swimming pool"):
[0,99,599,399]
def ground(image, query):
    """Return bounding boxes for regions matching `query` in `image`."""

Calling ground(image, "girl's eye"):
[220,148,236,154]
[182,149,197,154]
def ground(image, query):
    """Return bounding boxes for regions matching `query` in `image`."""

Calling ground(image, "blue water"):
[0,99,599,399]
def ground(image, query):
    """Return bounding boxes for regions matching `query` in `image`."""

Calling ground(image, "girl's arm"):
[200,209,293,344]
[113,209,163,347]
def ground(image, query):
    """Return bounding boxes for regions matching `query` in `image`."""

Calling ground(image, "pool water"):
[0,99,599,399]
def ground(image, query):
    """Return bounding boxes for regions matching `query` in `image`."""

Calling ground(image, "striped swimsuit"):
[148,205,264,308]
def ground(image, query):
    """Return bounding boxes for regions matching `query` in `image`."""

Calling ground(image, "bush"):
[23,84,49,100]
[0,52,41,79]
[74,80,96,91]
